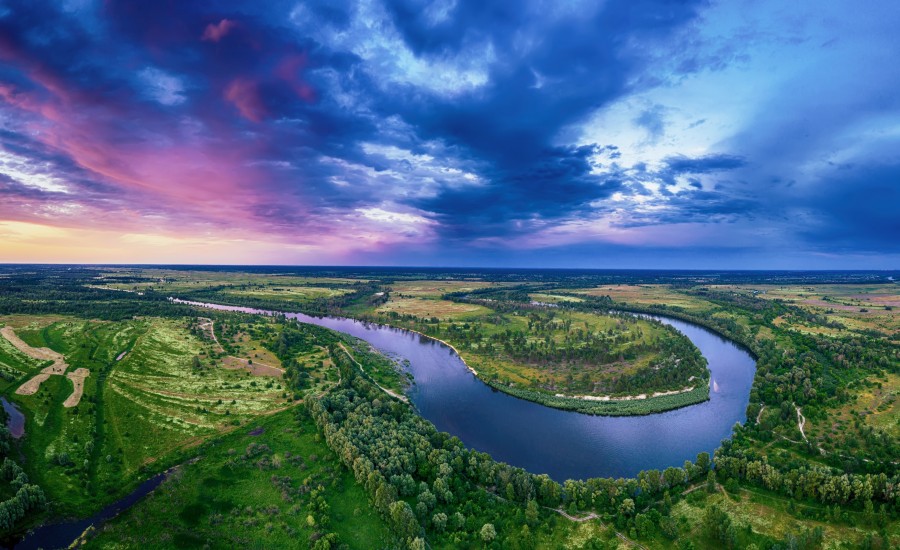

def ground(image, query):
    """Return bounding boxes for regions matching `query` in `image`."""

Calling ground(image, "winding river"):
[174,299,757,481]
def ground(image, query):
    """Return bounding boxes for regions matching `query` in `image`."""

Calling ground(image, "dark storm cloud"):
[800,163,900,251]
[1,0,896,266]
[664,154,747,174]
[370,0,708,237]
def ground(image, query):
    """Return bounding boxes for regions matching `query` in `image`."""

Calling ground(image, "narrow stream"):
[13,468,173,550]
[2,396,25,438]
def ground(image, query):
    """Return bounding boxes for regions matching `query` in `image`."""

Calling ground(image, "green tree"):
[480,523,497,544]
[389,501,420,541]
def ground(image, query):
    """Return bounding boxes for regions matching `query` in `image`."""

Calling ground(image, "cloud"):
[202,19,237,42]
[664,154,747,174]
[0,0,897,267]
[633,105,668,144]
[138,67,186,105]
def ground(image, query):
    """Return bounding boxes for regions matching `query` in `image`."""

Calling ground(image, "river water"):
[172,299,756,480]
[2,396,25,438]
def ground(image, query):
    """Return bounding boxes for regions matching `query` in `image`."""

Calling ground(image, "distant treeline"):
[0,269,194,320]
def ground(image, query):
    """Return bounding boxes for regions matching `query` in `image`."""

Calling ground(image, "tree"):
[389,501,420,540]
[432,512,448,532]
[695,452,711,476]
[706,470,717,493]
[525,499,540,526]
[480,523,497,544]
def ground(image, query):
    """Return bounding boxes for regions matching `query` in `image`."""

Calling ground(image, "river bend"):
[173,299,756,480]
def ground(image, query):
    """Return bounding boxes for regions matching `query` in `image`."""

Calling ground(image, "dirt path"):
[16,373,53,395]
[545,504,644,549]
[756,404,765,424]
[793,403,828,455]
[63,368,90,407]
[198,317,224,352]
[794,403,808,443]
[337,343,409,403]
[2,326,71,395]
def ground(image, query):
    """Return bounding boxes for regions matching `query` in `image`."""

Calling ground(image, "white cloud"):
[138,67,186,106]
[0,149,70,193]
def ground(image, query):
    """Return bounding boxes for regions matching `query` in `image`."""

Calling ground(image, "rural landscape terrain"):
[0,265,896,549]
[2,0,898,548]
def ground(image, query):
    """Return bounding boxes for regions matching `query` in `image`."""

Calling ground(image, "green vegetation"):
[84,409,392,549]
[361,286,710,414]
[1,266,897,549]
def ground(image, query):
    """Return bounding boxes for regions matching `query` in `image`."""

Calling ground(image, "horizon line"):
[0,262,897,273]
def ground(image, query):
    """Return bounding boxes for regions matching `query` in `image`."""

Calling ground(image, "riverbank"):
[172,298,716,417]
[379,322,711,416]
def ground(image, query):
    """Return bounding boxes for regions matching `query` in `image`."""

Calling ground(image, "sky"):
[0,0,898,268]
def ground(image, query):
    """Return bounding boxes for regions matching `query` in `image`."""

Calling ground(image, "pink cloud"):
[201,19,237,42]
[276,54,316,103]
[224,77,266,122]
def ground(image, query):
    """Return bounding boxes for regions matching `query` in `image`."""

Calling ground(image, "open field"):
[376,296,491,319]
[573,284,713,312]
[717,284,900,336]
[83,409,392,549]
[2,314,306,518]
[92,267,368,294]
[388,279,498,298]
[222,286,353,305]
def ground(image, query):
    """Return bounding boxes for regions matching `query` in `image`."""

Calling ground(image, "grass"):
[367,293,708,413]
[669,485,898,548]
[223,286,353,304]
[1,314,303,519]
[83,408,392,549]
[376,296,490,319]
[716,283,900,336]
[573,284,713,312]
[388,280,497,298]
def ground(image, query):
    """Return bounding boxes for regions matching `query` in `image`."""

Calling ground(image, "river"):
[172,299,756,480]
[2,396,25,438]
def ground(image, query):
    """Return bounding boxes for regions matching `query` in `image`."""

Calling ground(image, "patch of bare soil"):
[2,326,66,368]
[3,326,70,395]
[63,368,90,407]
[222,356,284,377]
[15,373,52,395]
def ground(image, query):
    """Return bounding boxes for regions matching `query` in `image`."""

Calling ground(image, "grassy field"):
[667,484,897,549]
[377,296,491,320]
[723,283,900,336]
[366,291,707,410]
[94,267,367,294]
[387,280,498,298]
[222,286,353,305]
[83,408,392,549]
[0,314,304,518]
[574,284,713,312]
